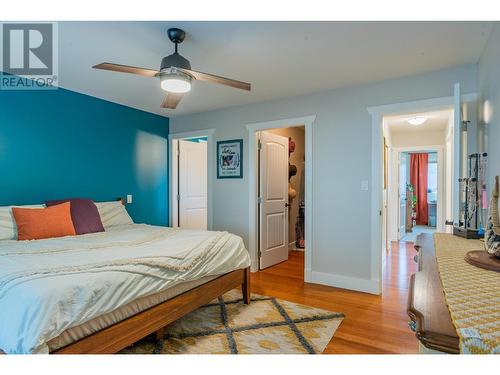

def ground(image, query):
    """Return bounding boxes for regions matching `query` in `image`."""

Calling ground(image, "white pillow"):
[95,201,133,229]
[0,204,45,241]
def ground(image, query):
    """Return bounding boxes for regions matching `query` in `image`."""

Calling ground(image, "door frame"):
[396,150,408,240]
[246,115,316,276]
[168,129,215,229]
[389,145,446,242]
[368,90,477,294]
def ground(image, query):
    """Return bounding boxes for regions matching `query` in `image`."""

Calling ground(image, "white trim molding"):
[246,115,316,277]
[367,92,478,116]
[370,112,384,294]
[168,129,215,230]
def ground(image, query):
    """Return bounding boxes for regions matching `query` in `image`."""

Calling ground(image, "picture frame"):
[217,139,243,179]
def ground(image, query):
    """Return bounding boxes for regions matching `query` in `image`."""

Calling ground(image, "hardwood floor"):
[251,241,419,354]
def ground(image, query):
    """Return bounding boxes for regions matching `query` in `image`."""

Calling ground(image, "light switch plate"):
[361,180,369,191]
[127,194,133,204]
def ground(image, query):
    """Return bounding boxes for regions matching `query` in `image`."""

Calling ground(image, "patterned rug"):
[120,289,344,354]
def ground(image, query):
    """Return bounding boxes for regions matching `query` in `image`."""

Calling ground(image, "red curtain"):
[410,153,428,225]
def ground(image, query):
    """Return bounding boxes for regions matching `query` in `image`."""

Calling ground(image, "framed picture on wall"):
[217,139,243,179]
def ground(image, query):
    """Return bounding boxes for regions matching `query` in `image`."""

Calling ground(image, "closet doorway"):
[257,126,306,269]
[246,115,315,278]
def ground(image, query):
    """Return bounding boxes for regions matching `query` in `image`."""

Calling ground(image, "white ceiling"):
[386,109,452,134]
[58,21,493,117]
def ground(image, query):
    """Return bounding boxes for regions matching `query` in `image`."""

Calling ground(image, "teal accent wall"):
[0,85,169,226]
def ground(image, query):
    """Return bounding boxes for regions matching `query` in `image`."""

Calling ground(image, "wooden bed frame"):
[0,268,250,354]
[49,267,250,354]
[0,198,250,354]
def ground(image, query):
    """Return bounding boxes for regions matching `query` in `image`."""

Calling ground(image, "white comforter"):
[0,224,250,354]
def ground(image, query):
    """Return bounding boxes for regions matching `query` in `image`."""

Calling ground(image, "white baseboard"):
[304,268,312,282]
[289,241,304,251]
[308,270,380,295]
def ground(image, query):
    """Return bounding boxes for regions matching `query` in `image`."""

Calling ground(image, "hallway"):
[251,242,419,353]
[401,225,436,243]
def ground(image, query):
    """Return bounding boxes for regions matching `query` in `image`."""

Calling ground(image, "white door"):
[398,153,407,239]
[259,131,289,269]
[178,139,207,230]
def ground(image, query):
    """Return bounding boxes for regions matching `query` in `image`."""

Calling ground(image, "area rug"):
[120,289,344,354]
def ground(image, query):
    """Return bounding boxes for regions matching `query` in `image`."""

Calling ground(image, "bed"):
[0,221,251,354]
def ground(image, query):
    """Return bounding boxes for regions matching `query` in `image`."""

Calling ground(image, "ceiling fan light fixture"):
[160,71,192,93]
[407,116,427,126]
[92,27,251,110]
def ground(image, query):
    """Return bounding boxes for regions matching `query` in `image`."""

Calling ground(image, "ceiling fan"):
[92,28,251,109]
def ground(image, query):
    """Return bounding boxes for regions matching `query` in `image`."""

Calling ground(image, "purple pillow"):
[45,198,104,235]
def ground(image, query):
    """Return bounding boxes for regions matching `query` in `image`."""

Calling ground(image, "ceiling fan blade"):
[178,68,251,91]
[161,93,183,109]
[93,62,159,77]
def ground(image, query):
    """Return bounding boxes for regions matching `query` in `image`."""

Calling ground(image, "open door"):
[452,83,466,227]
[259,131,289,269]
[398,152,407,239]
[178,139,208,230]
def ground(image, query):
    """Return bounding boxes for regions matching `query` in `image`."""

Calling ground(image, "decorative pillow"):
[12,202,76,241]
[485,175,500,258]
[45,198,104,235]
[94,201,134,229]
[0,204,45,241]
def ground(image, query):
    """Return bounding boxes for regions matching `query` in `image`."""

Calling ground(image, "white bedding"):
[0,224,250,354]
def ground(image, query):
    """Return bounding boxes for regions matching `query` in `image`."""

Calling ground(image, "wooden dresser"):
[407,233,460,354]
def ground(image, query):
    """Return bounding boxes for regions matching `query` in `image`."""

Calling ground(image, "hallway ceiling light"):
[407,116,427,126]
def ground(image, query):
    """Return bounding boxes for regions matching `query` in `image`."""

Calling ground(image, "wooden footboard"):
[0,268,250,355]
[407,235,459,353]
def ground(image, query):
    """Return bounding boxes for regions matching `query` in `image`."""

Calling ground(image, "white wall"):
[479,24,500,196]
[391,130,446,148]
[171,64,477,292]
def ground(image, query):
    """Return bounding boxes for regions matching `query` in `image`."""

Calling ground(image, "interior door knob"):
[285,203,290,207]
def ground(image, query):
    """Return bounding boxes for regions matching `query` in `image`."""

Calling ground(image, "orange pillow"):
[12,202,76,241]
